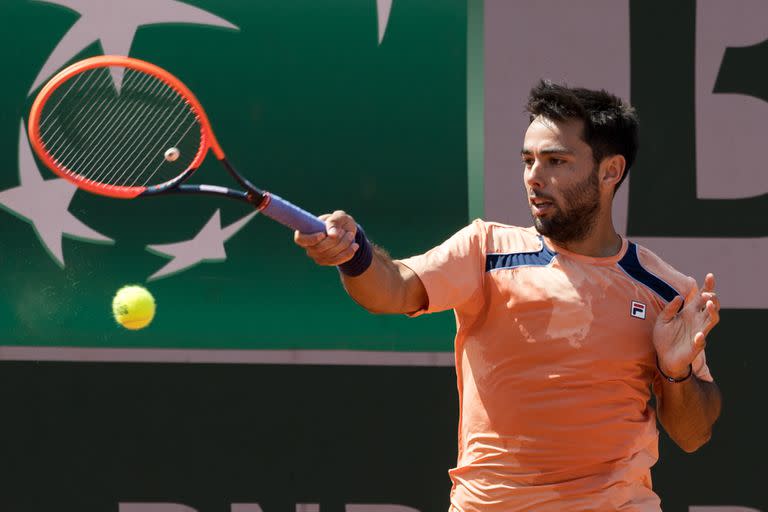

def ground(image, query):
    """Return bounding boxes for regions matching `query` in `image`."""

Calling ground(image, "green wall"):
[1,0,465,352]
[0,1,766,511]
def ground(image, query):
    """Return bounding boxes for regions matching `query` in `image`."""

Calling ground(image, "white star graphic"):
[377,0,393,44]
[16,0,386,278]
[145,209,257,281]
[0,122,113,267]
[28,0,239,93]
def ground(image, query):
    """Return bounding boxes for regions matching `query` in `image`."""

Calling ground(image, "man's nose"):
[525,160,545,189]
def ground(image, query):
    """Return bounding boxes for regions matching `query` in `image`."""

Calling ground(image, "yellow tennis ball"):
[112,285,156,330]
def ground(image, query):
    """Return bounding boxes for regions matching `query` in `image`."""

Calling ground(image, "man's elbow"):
[674,429,713,453]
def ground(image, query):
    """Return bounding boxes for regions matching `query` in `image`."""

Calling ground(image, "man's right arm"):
[294,210,427,315]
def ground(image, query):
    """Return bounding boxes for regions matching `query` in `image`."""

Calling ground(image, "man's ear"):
[600,154,626,191]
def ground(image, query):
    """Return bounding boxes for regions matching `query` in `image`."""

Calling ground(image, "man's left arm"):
[653,273,723,452]
[655,373,722,452]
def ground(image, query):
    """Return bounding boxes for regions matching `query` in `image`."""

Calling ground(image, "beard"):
[531,168,600,245]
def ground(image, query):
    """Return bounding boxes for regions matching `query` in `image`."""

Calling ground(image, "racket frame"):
[28,55,326,234]
[27,55,267,207]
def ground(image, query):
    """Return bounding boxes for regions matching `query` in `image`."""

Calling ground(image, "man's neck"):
[548,221,622,258]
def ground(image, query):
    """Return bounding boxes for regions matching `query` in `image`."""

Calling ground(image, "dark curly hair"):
[525,80,639,191]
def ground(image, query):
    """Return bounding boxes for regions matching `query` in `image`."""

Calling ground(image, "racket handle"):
[260,193,326,234]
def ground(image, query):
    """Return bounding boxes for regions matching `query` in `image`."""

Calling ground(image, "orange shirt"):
[400,220,712,512]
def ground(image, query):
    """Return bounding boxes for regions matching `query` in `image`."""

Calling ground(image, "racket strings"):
[39,71,95,139]
[74,73,164,182]
[116,81,198,187]
[88,74,181,185]
[50,71,148,173]
[37,66,203,189]
[136,113,199,188]
[42,71,113,152]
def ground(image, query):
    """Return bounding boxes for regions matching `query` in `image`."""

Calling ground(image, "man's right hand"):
[294,210,360,266]
[294,210,427,314]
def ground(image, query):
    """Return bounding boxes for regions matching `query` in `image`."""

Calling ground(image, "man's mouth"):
[529,196,555,216]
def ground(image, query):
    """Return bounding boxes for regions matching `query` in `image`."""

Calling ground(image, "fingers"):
[701,292,720,315]
[692,331,707,354]
[293,211,360,266]
[659,295,683,323]
[702,291,720,311]
[694,273,719,311]
[702,272,716,293]
[324,210,357,240]
[698,297,720,338]
[687,300,718,360]
[314,230,359,264]
[687,273,720,313]
[294,213,331,247]
[694,271,720,336]
[689,275,720,347]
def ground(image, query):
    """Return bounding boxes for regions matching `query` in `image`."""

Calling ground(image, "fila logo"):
[630,301,647,319]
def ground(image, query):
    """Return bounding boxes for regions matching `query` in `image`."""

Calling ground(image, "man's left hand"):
[653,273,721,379]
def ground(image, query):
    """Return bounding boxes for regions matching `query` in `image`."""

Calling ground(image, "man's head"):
[521,80,639,244]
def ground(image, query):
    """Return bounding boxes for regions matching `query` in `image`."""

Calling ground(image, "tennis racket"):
[27,55,326,234]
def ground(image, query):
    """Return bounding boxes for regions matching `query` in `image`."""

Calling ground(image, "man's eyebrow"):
[520,147,575,156]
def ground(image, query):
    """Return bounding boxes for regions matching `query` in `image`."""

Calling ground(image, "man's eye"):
[550,158,565,165]
[522,158,533,167]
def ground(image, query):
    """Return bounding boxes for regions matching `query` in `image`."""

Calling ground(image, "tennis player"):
[295,80,722,511]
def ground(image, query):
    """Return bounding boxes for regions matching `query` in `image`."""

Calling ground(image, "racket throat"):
[251,191,272,211]
[250,191,270,209]
[219,157,265,200]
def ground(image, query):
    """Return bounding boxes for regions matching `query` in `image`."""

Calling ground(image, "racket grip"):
[260,193,326,233]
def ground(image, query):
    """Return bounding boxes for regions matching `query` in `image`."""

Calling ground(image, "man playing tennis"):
[294,80,722,511]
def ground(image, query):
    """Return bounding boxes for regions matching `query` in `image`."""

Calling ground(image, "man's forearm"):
[657,376,722,452]
[341,246,426,315]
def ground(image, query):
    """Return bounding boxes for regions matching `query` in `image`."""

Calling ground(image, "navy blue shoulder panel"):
[485,237,556,272]
[617,242,680,302]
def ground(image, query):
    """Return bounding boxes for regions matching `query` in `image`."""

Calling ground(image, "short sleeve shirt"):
[400,220,712,512]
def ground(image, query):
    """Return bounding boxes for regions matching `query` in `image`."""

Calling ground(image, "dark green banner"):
[0,0,465,353]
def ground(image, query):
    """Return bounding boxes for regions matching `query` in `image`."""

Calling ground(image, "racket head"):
[27,55,224,199]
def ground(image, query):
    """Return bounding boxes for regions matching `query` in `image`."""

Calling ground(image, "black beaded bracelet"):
[338,224,374,277]
[656,356,692,383]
